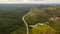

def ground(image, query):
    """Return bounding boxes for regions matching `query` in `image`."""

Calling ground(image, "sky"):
[0,0,60,4]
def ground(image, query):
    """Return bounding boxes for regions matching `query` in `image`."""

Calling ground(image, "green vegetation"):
[0,6,60,34]
[30,24,57,34]
[25,8,49,25]
[0,8,29,34]
[24,7,60,34]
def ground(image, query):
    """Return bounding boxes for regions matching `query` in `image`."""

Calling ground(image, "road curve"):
[22,11,32,34]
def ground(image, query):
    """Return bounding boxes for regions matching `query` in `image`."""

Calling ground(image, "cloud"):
[0,0,60,4]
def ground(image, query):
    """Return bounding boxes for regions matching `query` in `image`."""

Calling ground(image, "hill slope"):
[24,7,60,34]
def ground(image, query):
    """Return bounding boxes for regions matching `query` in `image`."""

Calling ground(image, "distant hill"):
[0,4,60,8]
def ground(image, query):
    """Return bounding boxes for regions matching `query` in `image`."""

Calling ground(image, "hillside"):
[30,24,57,34]
[24,7,60,34]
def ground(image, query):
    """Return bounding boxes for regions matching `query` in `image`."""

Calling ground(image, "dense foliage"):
[0,8,29,34]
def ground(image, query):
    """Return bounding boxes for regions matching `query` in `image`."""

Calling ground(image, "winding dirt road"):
[22,11,32,34]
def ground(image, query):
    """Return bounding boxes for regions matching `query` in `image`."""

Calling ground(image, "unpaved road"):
[22,11,32,34]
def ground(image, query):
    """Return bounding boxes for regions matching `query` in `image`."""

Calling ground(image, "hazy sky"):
[0,0,60,4]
